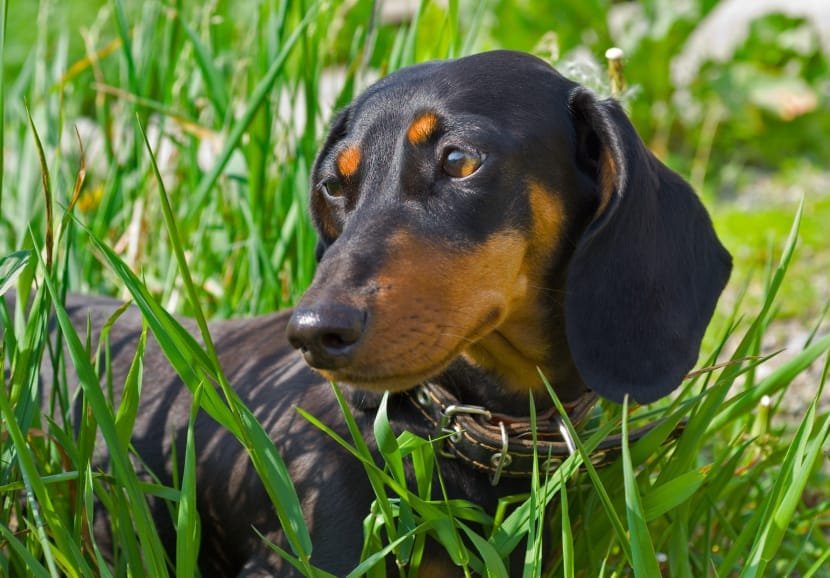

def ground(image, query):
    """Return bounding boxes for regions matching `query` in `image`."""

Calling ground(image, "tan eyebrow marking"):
[336,146,362,177]
[407,112,439,145]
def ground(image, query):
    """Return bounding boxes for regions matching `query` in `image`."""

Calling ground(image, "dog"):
[3,50,731,576]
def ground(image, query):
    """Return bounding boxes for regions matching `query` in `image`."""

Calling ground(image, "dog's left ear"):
[564,87,732,404]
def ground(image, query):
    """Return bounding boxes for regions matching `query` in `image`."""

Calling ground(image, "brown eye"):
[442,148,482,178]
[320,178,344,200]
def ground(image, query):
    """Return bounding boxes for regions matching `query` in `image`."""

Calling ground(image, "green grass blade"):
[710,333,830,430]
[0,0,6,207]
[114,324,146,446]
[621,395,662,577]
[641,468,705,521]
[374,392,405,484]
[0,386,62,577]
[458,521,508,578]
[177,16,229,118]
[329,384,401,547]
[0,523,52,578]
[804,547,830,578]
[667,503,693,578]
[460,0,490,55]
[82,466,115,578]
[83,231,239,430]
[40,266,169,576]
[739,393,830,577]
[176,385,203,578]
[346,523,428,578]
[111,0,138,93]
[0,251,30,296]
[560,467,574,578]
[25,106,53,269]
[544,376,633,565]
[257,527,338,578]
[374,392,417,560]
[137,117,224,385]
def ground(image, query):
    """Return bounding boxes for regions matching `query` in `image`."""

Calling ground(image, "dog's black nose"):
[286,303,366,369]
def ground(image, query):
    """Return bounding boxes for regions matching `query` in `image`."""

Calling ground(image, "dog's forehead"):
[348,51,574,133]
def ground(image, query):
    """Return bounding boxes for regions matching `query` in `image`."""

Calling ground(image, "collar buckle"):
[437,403,491,458]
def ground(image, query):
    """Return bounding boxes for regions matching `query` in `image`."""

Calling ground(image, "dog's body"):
[39,298,522,576]
[3,51,731,576]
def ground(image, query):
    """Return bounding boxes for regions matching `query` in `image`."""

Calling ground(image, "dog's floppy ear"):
[564,87,732,404]
[310,107,352,262]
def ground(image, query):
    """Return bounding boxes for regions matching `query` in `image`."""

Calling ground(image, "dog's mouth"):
[313,308,503,392]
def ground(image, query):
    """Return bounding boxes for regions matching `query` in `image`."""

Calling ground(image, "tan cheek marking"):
[407,112,439,145]
[336,146,362,177]
[373,230,525,338]
[527,181,565,262]
[463,183,567,391]
[349,230,526,382]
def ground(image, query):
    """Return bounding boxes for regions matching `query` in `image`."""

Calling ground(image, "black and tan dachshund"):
[4,50,731,576]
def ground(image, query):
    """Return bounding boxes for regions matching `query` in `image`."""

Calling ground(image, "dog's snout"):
[287,303,366,369]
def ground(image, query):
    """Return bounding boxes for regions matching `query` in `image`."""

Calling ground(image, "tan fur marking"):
[336,146,362,177]
[407,112,439,145]
[326,229,526,391]
[528,181,566,259]
[463,182,566,391]
[596,148,617,217]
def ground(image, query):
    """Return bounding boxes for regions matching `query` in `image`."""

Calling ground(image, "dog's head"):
[286,50,731,404]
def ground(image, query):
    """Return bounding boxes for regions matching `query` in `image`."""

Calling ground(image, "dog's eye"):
[441,148,482,178]
[320,178,344,200]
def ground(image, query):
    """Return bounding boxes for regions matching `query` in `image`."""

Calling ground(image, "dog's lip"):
[317,343,465,392]
[321,365,449,393]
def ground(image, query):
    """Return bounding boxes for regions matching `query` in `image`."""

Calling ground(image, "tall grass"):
[1,0,829,576]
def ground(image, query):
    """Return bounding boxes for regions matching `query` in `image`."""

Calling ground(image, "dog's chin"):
[316,364,449,393]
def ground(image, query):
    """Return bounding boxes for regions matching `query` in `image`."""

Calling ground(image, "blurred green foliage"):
[6,0,828,194]
[486,0,830,190]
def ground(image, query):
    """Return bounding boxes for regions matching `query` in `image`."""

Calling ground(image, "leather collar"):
[408,382,663,485]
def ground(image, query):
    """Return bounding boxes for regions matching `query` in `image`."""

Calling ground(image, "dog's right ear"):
[310,107,352,261]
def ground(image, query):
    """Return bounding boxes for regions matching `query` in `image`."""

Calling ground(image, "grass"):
[1,0,829,576]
